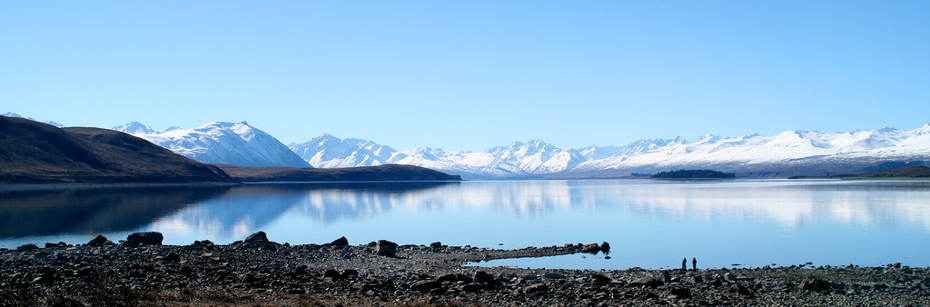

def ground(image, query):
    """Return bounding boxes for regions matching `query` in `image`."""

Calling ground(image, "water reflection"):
[1,180,928,269]
[0,185,232,237]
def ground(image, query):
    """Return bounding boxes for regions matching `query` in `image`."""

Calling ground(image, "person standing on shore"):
[692,257,697,270]
[682,257,687,270]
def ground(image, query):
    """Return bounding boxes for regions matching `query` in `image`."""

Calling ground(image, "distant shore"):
[2,232,927,306]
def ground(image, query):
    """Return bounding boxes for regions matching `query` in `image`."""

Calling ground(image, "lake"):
[1,179,928,270]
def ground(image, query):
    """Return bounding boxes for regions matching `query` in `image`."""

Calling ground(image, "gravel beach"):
[2,232,928,306]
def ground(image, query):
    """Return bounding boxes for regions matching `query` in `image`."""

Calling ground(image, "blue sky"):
[2,1,928,151]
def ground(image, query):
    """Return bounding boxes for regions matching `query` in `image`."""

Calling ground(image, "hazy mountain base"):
[537,158,929,180]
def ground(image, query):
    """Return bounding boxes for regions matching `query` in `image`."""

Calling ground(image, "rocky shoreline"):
[2,232,928,306]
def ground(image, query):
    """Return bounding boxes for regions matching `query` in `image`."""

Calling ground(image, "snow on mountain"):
[2,112,64,128]
[112,121,155,134]
[292,125,930,178]
[289,134,396,168]
[115,121,311,168]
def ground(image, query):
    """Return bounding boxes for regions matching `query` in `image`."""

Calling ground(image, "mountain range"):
[114,121,311,168]
[108,118,929,179]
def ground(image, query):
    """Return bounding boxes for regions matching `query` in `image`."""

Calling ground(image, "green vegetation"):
[652,169,736,179]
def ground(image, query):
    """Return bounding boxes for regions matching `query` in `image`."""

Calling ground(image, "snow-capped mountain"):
[289,134,396,168]
[294,125,930,178]
[112,121,155,134]
[2,112,64,128]
[114,121,311,168]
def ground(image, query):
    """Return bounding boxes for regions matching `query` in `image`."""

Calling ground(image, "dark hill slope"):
[215,164,462,182]
[0,116,234,183]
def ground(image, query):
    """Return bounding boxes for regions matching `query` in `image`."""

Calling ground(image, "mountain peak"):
[113,121,156,134]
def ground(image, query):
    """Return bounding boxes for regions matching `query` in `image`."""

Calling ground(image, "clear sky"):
[3,1,928,151]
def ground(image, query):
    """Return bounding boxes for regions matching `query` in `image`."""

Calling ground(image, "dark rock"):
[435,273,471,283]
[411,280,441,292]
[599,242,610,252]
[44,242,59,248]
[729,284,751,295]
[124,232,164,247]
[294,265,309,276]
[163,252,181,262]
[628,277,663,287]
[16,243,40,251]
[580,243,601,253]
[330,236,349,246]
[240,231,280,248]
[919,278,930,290]
[801,278,832,292]
[192,240,215,249]
[76,268,96,277]
[324,269,344,280]
[430,241,443,248]
[474,271,495,284]
[693,275,704,283]
[245,231,269,243]
[590,274,612,285]
[670,287,692,299]
[543,272,566,279]
[524,283,549,294]
[343,269,358,278]
[374,240,398,257]
[462,283,484,292]
[87,235,111,247]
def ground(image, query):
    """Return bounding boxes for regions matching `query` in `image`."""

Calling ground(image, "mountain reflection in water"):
[2,180,928,269]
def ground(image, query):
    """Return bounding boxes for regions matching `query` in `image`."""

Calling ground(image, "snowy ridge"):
[2,112,64,128]
[295,125,930,178]
[114,121,311,168]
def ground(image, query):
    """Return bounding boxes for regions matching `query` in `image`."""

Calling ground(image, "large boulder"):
[801,278,832,292]
[240,231,279,248]
[123,232,164,247]
[374,240,398,257]
[16,243,40,252]
[87,235,112,247]
[330,236,349,246]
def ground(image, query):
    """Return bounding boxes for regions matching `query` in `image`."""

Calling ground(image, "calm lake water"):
[1,179,928,270]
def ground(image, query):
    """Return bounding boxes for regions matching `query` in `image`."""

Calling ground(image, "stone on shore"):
[330,236,349,246]
[240,231,280,248]
[16,243,40,251]
[374,240,398,257]
[87,235,112,247]
[801,278,832,292]
[124,232,164,247]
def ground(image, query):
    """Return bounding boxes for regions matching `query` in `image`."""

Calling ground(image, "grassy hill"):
[0,115,234,184]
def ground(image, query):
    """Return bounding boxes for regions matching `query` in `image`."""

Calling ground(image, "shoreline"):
[2,232,928,306]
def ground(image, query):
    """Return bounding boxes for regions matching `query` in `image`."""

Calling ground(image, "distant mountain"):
[115,121,311,168]
[289,134,396,168]
[0,115,234,183]
[1,112,64,128]
[292,125,930,179]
